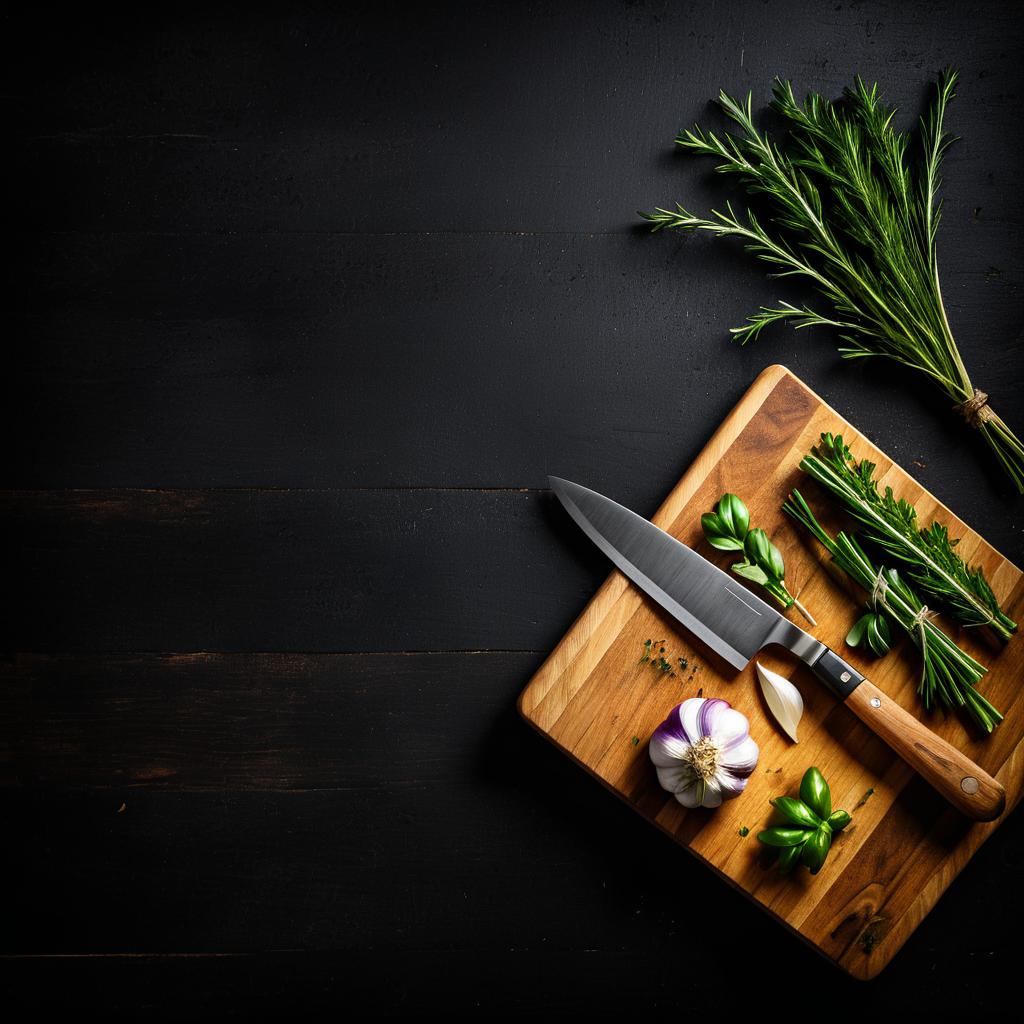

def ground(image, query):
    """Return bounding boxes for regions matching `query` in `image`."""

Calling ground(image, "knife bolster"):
[808,648,864,700]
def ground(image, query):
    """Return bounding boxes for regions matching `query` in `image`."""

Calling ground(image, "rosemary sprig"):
[800,432,1017,642]
[641,71,1024,492]
[783,489,1001,732]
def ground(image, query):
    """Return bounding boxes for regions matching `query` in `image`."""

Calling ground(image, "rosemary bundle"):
[783,489,1001,732]
[800,433,1017,641]
[641,71,1024,491]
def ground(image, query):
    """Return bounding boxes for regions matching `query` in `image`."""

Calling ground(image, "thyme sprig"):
[800,433,1017,641]
[641,70,1024,492]
[783,489,1001,732]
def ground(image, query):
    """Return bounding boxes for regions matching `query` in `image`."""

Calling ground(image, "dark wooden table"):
[6,2,1024,1014]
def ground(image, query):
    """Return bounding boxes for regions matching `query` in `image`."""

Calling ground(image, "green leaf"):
[732,561,770,586]
[701,512,745,552]
[756,826,812,847]
[827,810,852,831]
[718,493,750,539]
[846,614,869,647]
[777,843,802,875]
[770,796,822,829]
[743,528,781,580]
[799,767,832,819]
[800,827,832,874]
[866,613,892,656]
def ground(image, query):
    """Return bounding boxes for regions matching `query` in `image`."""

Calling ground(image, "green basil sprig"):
[702,493,815,625]
[757,767,852,876]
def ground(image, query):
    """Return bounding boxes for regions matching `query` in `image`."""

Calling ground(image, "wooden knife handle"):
[844,678,1005,822]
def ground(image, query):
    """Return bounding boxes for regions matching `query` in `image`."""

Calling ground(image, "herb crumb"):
[630,735,640,746]
[738,826,749,837]
[856,787,875,807]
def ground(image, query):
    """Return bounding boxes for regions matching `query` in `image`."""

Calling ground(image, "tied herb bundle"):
[800,433,1017,642]
[783,489,1001,732]
[641,71,1024,492]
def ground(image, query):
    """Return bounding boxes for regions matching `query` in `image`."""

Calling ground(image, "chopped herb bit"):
[630,735,640,746]
[659,647,665,654]
[697,687,703,697]
[738,826,749,837]
[678,657,688,669]
[856,787,876,807]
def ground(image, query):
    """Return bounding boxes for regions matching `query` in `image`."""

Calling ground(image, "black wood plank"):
[12,229,1024,521]
[3,922,1023,1019]
[5,2,1023,235]
[4,488,615,652]
[1,652,545,788]
[3,771,1022,999]
[7,486,1023,654]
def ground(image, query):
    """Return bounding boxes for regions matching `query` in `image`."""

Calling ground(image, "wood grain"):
[3,488,603,652]
[518,364,1024,979]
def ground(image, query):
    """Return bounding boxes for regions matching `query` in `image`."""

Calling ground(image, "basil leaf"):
[732,561,770,586]
[756,826,812,847]
[770,796,822,829]
[800,827,832,874]
[799,766,832,820]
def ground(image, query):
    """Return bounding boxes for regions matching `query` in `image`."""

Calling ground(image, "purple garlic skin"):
[648,697,759,809]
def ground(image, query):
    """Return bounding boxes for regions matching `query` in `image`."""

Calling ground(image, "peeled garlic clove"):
[755,661,804,743]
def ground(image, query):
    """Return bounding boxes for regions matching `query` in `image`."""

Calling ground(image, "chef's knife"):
[549,476,1005,822]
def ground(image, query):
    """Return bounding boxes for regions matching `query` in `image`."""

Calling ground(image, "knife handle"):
[811,652,1005,822]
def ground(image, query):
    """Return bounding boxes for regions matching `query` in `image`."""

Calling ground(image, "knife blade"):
[549,476,1005,822]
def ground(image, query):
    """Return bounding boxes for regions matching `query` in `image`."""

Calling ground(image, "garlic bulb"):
[649,697,759,809]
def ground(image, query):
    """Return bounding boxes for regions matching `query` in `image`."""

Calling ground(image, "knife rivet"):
[961,777,980,795]
[840,671,852,683]
[870,697,881,708]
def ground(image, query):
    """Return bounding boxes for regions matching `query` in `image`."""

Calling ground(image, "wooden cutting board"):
[518,364,1024,980]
